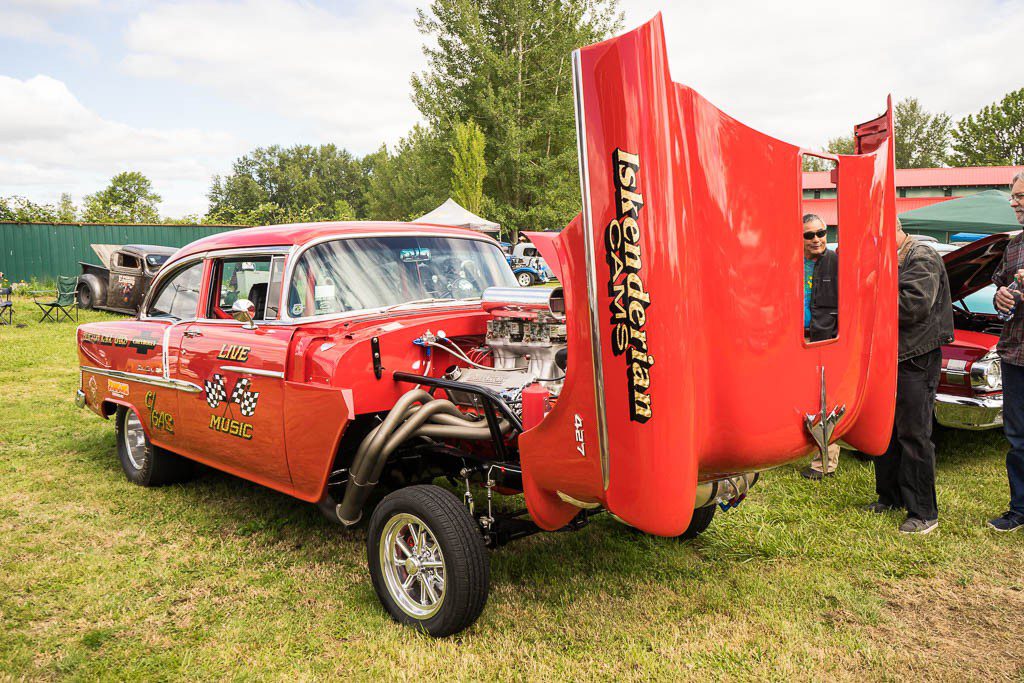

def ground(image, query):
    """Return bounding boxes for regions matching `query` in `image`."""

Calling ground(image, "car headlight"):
[970,351,1002,391]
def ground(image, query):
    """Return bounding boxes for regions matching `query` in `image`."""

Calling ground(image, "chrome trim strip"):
[80,365,203,393]
[162,318,195,380]
[572,49,611,490]
[220,365,285,379]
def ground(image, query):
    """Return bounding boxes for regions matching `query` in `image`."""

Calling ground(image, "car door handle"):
[183,330,202,338]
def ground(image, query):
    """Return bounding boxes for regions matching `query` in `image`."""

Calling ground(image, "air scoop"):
[481,286,565,315]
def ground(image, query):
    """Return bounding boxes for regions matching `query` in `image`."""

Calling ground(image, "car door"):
[106,251,143,310]
[138,258,209,452]
[173,254,296,492]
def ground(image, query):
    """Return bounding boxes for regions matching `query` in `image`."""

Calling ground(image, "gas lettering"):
[144,391,175,434]
[604,148,654,423]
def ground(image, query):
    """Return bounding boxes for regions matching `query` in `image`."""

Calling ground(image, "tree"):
[82,171,162,223]
[952,88,1024,166]
[803,136,854,171]
[364,126,451,221]
[893,98,951,168]
[207,144,370,224]
[0,195,59,222]
[412,0,621,231]
[56,193,78,222]
[449,120,487,213]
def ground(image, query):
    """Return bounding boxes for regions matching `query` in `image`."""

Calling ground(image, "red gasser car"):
[75,16,898,636]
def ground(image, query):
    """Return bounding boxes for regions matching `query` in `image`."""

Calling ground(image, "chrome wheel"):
[122,411,148,471]
[517,272,534,287]
[379,513,446,619]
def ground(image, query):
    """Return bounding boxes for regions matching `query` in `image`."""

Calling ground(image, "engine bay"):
[413,286,568,418]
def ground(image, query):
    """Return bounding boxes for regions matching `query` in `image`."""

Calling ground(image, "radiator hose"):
[335,389,509,525]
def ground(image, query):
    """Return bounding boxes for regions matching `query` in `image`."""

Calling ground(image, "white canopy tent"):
[413,198,501,237]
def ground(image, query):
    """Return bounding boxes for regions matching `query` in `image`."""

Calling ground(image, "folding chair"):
[34,276,79,323]
[0,286,13,325]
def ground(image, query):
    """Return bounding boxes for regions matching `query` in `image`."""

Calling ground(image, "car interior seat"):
[248,282,268,320]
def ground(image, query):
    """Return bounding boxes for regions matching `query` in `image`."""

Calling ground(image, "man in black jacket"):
[800,214,840,479]
[864,219,954,534]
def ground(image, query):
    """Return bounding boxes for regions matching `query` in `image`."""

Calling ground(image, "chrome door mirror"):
[231,299,258,330]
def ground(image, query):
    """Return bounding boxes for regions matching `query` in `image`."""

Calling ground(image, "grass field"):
[1,297,1022,681]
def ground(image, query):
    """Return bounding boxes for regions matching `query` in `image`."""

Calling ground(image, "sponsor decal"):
[145,391,174,434]
[107,379,130,398]
[116,275,135,304]
[82,331,158,355]
[87,375,99,404]
[216,344,250,362]
[204,373,260,439]
[604,148,654,423]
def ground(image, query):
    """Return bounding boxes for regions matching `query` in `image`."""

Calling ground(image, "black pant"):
[1001,361,1024,515]
[874,348,941,520]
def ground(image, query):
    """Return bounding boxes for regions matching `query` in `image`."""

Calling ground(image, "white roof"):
[413,198,500,233]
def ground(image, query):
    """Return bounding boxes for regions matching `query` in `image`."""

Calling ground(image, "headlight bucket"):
[970,352,1002,391]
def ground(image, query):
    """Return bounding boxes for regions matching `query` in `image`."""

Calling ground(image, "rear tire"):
[77,284,93,310]
[367,485,489,637]
[115,406,192,486]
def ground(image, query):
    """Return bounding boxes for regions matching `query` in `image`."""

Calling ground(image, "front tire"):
[517,272,536,287]
[115,406,192,486]
[367,485,489,637]
[676,505,716,539]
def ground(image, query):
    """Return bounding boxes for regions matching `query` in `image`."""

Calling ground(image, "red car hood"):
[943,232,1017,301]
[518,15,899,536]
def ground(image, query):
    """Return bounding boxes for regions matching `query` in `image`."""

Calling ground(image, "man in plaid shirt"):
[990,172,1024,532]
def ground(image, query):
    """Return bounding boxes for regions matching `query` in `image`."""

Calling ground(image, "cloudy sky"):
[1,0,1020,217]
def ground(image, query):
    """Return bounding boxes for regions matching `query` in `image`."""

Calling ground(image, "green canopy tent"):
[898,189,1018,241]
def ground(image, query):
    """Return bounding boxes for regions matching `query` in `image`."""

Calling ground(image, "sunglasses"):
[803,229,827,240]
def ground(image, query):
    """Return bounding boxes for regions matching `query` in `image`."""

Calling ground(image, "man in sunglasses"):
[988,172,1024,532]
[800,213,840,479]
[865,218,953,534]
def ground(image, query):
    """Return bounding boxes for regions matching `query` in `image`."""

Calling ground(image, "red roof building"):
[801,165,1023,227]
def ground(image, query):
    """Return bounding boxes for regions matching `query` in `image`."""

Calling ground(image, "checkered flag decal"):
[230,377,260,417]
[205,373,227,409]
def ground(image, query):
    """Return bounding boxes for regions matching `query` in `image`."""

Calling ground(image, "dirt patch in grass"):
[868,566,1024,681]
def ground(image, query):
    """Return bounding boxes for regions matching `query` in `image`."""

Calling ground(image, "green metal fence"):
[0,222,247,283]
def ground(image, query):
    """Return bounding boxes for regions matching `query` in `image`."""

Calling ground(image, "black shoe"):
[800,466,833,481]
[899,516,938,534]
[862,501,899,514]
[987,511,1024,532]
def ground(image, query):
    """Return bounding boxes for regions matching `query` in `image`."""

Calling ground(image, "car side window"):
[118,253,141,270]
[148,262,205,319]
[207,256,283,321]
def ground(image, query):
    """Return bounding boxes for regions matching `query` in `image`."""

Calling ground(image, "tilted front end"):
[519,15,897,536]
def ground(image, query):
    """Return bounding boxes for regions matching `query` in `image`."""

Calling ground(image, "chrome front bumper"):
[934,392,1003,430]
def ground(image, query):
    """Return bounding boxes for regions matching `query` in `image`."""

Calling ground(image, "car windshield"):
[146,254,170,269]
[287,236,519,318]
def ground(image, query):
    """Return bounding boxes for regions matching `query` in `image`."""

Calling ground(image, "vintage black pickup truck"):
[77,244,177,314]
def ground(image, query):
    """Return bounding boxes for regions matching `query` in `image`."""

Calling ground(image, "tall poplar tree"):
[449,120,487,214]
[412,0,621,230]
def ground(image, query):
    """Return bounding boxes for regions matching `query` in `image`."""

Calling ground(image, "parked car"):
[78,244,178,314]
[508,241,555,286]
[72,17,899,636]
[933,233,1013,430]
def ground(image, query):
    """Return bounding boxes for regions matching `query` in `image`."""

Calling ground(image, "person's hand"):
[995,286,1017,312]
